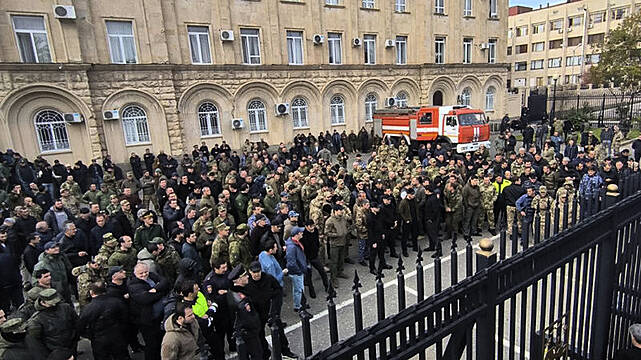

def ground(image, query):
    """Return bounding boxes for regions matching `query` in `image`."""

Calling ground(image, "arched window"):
[121,105,150,145]
[396,91,409,108]
[364,93,378,122]
[34,110,69,152]
[291,97,308,128]
[198,102,220,136]
[460,87,472,106]
[330,95,345,125]
[485,86,496,111]
[248,99,267,132]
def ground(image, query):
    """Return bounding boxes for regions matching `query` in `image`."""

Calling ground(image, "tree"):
[590,12,641,95]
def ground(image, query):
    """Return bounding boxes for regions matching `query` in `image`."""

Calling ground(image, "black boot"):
[309,287,316,299]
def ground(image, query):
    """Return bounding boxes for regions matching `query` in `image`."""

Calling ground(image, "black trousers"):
[238,333,264,360]
[305,257,329,292]
[91,336,130,360]
[425,219,441,253]
[368,238,386,271]
[139,322,163,360]
[0,285,24,314]
[212,316,235,359]
[401,221,418,252]
[385,229,397,254]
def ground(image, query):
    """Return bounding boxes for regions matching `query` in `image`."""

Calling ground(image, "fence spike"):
[397,255,405,273]
[353,269,364,338]
[298,295,313,357]
[416,245,423,265]
[352,269,362,291]
[327,284,339,345]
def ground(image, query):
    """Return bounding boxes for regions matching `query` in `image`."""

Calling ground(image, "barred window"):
[248,100,267,132]
[460,87,472,106]
[291,97,308,129]
[121,105,150,144]
[34,110,69,152]
[396,91,409,108]
[198,102,220,136]
[485,86,496,111]
[365,93,378,122]
[330,95,345,125]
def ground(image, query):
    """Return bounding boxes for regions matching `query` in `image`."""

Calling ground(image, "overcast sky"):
[509,0,565,8]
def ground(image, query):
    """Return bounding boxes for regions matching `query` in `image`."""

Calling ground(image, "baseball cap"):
[108,266,124,279]
[288,211,299,218]
[43,241,59,250]
[290,226,305,237]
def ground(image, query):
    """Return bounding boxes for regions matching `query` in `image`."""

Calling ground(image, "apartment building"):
[507,0,639,95]
[0,0,507,164]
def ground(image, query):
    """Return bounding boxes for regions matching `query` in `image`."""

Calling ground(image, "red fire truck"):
[372,105,491,153]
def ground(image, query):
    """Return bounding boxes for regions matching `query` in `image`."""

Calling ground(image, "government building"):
[507,0,639,92]
[1,0,508,164]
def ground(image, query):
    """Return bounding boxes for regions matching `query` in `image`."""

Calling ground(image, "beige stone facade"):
[507,0,640,90]
[1,0,509,164]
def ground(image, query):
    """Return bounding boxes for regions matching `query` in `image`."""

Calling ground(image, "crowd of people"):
[0,120,638,360]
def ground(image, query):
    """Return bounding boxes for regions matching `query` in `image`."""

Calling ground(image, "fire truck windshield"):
[458,113,487,126]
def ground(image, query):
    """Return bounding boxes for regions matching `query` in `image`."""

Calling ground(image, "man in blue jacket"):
[285,226,308,312]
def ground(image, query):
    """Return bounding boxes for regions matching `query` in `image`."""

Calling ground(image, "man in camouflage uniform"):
[105,194,121,216]
[211,205,236,232]
[443,181,463,240]
[121,171,141,195]
[335,179,351,204]
[107,235,137,275]
[151,238,181,285]
[531,185,553,240]
[60,175,82,202]
[102,168,118,194]
[140,170,158,211]
[218,153,233,181]
[552,188,580,231]
[82,183,100,206]
[228,223,253,270]
[72,255,108,308]
[23,197,42,220]
[336,150,349,169]
[301,175,321,220]
[325,205,350,288]
[192,206,212,236]
[353,199,370,265]
[510,156,525,180]
[133,210,165,250]
[97,183,117,211]
[284,173,302,214]
[60,188,80,216]
[479,174,497,235]
[398,138,409,160]
[97,233,119,259]
[210,223,231,267]
[200,186,216,212]
[612,125,625,155]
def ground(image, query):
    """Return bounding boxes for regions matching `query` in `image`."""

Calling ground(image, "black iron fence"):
[249,172,641,360]
[548,92,641,129]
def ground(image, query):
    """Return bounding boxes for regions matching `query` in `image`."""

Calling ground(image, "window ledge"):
[201,134,223,139]
[280,0,305,4]
[293,127,310,130]
[463,15,475,19]
[434,12,447,16]
[394,11,411,14]
[126,142,152,147]
[331,123,346,126]
[250,130,269,134]
[488,16,500,21]
[324,4,345,8]
[40,149,72,155]
[360,7,380,11]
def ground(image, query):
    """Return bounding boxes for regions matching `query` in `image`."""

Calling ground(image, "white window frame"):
[460,88,471,106]
[362,0,375,8]
[568,16,582,27]
[489,0,497,17]
[548,57,561,68]
[485,87,496,111]
[590,12,605,24]
[12,15,52,63]
[435,0,445,14]
[188,26,212,64]
[566,55,582,66]
[488,39,497,64]
[364,93,378,122]
[34,110,69,152]
[514,61,527,71]
[121,105,151,145]
[198,102,221,137]
[326,0,339,4]
[395,0,406,12]
[330,95,346,125]
[328,33,342,65]
[291,97,309,129]
[550,19,563,30]
[241,28,261,65]
[435,36,445,64]
[248,99,268,132]
[532,23,545,34]
[530,59,544,70]
[396,91,409,108]
[463,38,472,64]
[363,34,376,65]
[106,20,138,64]
[516,26,528,37]
[286,30,304,65]
[463,0,472,17]
[532,42,544,52]
[396,36,407,65]
[611,7,627,20]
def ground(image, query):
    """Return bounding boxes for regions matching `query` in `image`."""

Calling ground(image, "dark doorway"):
[432,91,443,106]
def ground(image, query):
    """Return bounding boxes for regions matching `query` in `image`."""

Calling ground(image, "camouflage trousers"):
[478,205,495,230]
[506,206,522,237]
[142,194,159,212]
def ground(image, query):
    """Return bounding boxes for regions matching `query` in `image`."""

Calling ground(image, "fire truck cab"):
[372,105,491,153]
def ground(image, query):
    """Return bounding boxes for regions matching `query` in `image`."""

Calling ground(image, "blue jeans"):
[290,274,304,310]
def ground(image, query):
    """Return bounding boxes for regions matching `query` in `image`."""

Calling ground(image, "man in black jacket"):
[78,281,129,360]
[501,177,525,237]
[127,262,171,360]
[26,288,78,359]
[227,265,263,360]
[366,202,391,275]
[106,266,143,353]
[203,259,235,359]
[424,186,443,258]
[381,194,399,258]
[301,220,329,295]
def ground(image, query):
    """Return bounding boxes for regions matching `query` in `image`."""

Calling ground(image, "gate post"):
[589,211,618,359]
[475,238,498,360]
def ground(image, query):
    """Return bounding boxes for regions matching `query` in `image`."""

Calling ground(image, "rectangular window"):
[463,0,472,16]
[567,36,582,47]
[548,57,561,68]
[489,0,497,17]
[508,29,513,39]
[588,33,605,45]
[435,36,445,63]
[549,39,563,49]
[532,42,544,52]
[106,20,137,64]
[435,0,444,14]
[565,74,581,84]
[463,38,472,64]
[241,28,261,65]
[488,38,497,64]
[362,0,375,8]
[530,59,544,70]
[532,23,545,34]
[611,7,627,20]
[590,12,605,24]
[363,34,376,64]
[328,33,342,64]
[515,44,528,54]
[550,19,563,30]
[286,30,304,65]
[568,16,582,27]
[536,77,544,87]
[395,0,406,12]
[516,26,528,37]
[188,26,212,64]
[507,46,512,56]
[11,15,52,63]
[585,54,600,64]
[547,76,554,85]
[326,0,339,4]
[396,36,407,64]
[566,55,582,66]
[514,61,527,71]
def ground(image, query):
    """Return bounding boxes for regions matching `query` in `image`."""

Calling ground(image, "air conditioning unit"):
[313,34,325,45]
[64,113,84,123]
[480,42,489,50]
[275,103,290,116]
[220,30,234,41]
[385,97,397,107]
[103,110,120,120]
[558,28,564,34]
[352,38,362,47]
[385,39,395,48]
[232,118,244,130]
[53,5,76,19]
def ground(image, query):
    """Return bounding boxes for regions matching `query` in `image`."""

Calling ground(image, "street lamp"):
[550,75,558,121]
